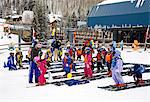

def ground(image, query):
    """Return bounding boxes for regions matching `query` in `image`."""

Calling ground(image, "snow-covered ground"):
[0,34,150,102]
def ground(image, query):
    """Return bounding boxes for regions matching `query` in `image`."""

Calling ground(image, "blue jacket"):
[7,56,15,67]
[133,64,145,74]
[63,55,72,73]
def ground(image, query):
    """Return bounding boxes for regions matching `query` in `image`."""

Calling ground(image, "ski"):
[97,79,150,91]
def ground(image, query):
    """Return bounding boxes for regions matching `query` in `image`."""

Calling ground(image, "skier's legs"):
[112,70,119,84]
[72,63,76,72]
[34,63,40,83]
[97,62,101,72]
[107,62,111,71]
[64,67,70,75]
[29,61,34,83]
[54,49,58,61]
[99,62,104,70]
[116,72,124,84]
[87,67,93,78]
[84,66,88,77]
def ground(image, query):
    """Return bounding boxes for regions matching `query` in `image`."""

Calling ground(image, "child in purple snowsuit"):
[111,50,125,87]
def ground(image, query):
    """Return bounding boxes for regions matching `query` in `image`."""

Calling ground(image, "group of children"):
[4,39,146,87]
[4,48,23,70]
[61,41,146,86]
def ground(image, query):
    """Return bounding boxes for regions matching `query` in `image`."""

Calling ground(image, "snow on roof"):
[48,14,62,23]
[0,18,6,23]
[11,15,22,19]
[97,0,131,5]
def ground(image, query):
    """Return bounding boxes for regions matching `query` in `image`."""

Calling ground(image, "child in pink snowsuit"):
[34,52,47,85]
[84,47,93,78]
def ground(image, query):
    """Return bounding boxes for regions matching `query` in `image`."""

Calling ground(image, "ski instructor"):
[29,41,42,83]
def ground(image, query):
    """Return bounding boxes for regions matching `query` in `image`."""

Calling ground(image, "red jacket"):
[97,53,101,62]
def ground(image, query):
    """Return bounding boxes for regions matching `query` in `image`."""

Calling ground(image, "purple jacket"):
[112,50,123,72]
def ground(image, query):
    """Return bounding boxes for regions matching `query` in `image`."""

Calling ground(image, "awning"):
[87,0,150,28]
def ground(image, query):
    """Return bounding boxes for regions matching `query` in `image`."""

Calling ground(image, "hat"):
[85,47,91,51]
[15,48,19,52]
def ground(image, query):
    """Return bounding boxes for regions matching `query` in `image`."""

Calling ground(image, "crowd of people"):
[3,37,145,87]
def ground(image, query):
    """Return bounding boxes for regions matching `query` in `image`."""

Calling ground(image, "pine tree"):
[32,1,48,41]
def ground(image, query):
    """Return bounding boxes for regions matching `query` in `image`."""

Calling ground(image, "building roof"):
[88,0,150,27]
[97,0,131,5]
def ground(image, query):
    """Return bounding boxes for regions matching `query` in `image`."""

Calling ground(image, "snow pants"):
[54,48,58,61]
[38,68,47,85]
[112,69,124,85]
[8,64,17,70]
[29,61,40,83]
[106,62,111,71]
[84,64,93,78]
[97,61,104,71]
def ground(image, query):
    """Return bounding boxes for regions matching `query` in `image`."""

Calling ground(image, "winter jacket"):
[77,49,82,56]
[97,53,102,62]
[112,57,123,72]
[30,47,41,61]
[133,64,145,74]
[63,55,72,72]
[7,56,15,67]
[51,40,61,49]
[105,53,112,63]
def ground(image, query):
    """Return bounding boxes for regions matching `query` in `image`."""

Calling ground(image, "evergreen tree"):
[32,1,48,40]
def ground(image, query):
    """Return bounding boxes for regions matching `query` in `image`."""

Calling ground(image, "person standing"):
[84,47,93,78]
[34,51,47,85]
[96,49,104,72]
[51,39,61,62]
[105,50,112,76]
[111,50,125,87]
[29,42,42,83]
[63,51,72,75]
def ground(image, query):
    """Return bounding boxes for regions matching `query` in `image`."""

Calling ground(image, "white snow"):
[97,0,131,5]
[0,33,150,102]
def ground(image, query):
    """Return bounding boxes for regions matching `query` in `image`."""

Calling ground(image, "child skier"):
[15,48,23,69]
[96,49,104,72]
[132,64,145,85]
[76,48,82,61]
[45,49,52,67]
[58,47,63,61]
[63,51,72,75]
[34,51,47,85]
[105,51,112,76]
[84,47,93,78]
[7,51,17,70]
[111,50,125,87]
